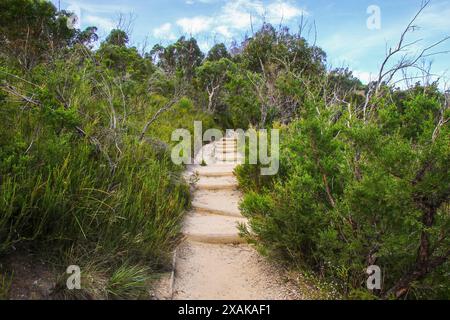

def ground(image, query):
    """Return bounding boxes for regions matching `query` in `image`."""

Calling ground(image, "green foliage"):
[242,23,326,77]
[106,264,152,299]
[1,1,448,301]
[74,27,99,47]
[223,70,261,128]
[0,0,76,69]
[0,2,214,299]
[237,90,450,299]
[105,29,129,47]
[206,43,231,61]
[195,58,235,114]
[97,43,154,79]
[152,37,204,79]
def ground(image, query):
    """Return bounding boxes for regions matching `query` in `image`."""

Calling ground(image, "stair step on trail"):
[195,166,235,177]
[213,161,243,166]
[167,135,302,300]
[192,190,242,217]
[215,147,238,153]
[215,148,237,154]
[215,154,243,162]
[182,212,247,244]
[215,145,238,150]
[216,141,237,147]
[195,176,238,190]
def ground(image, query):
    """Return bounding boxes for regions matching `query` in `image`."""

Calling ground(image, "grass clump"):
[0,272,13,300]
[0,1,214,299]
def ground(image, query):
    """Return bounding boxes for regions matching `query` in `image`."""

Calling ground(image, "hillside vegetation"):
[0,0,448,299]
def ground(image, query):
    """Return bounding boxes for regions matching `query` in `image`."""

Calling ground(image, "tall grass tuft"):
[0,272,12,300]
[0,46,214,298]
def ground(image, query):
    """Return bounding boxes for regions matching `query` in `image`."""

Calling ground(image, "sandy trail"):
[171,136,301,300]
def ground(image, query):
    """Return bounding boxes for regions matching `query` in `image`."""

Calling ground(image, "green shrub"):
[0,37,212,298]
[237,90,450,299]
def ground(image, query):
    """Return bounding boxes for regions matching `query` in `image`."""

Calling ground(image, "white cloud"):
[64,0,133,34]
[215,25,232,38]
[66,0,132,14]
[168,0,307,42]
[185,0,217,4]
[176,16,214,34]
[153,23,177,40]
[219,0,307,29]
[353,70,374,84]
[218,0,264,30]
[266,1,306,24]
[84,15,115,32]
[198,41,212,52]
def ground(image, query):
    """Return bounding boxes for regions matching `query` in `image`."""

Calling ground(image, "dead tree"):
[363,0,450,120]
[139,89,183,142]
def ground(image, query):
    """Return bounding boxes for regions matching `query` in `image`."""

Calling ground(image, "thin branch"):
[139,96,181,142]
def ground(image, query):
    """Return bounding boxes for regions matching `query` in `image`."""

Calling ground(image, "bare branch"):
[139,95,182,142]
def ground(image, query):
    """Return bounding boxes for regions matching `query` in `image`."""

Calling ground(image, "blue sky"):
[52,0,450,85]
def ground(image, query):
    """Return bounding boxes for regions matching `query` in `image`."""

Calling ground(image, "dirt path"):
[171,136,302,300]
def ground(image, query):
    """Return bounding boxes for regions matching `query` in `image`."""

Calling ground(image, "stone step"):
[195,166,235,177]
[214,159,243,167]
[192,190,242,217]
[192,203,241,218]
[216,146,237,151]
[216,141,237,146]
[215,148,238,154]
[214,158,243,164]
[196,176,238,190]
[182,213,247,244]
[217,141,237,145]
[215,149,238,155]
[217,140,237,145]
[200,162,240,169]
[215,153,243,161]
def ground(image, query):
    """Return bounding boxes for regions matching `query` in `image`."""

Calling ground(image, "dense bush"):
[237,86,450,299]
[0,1,215,299]
[1,0,448,300]
[0,52,209,298]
